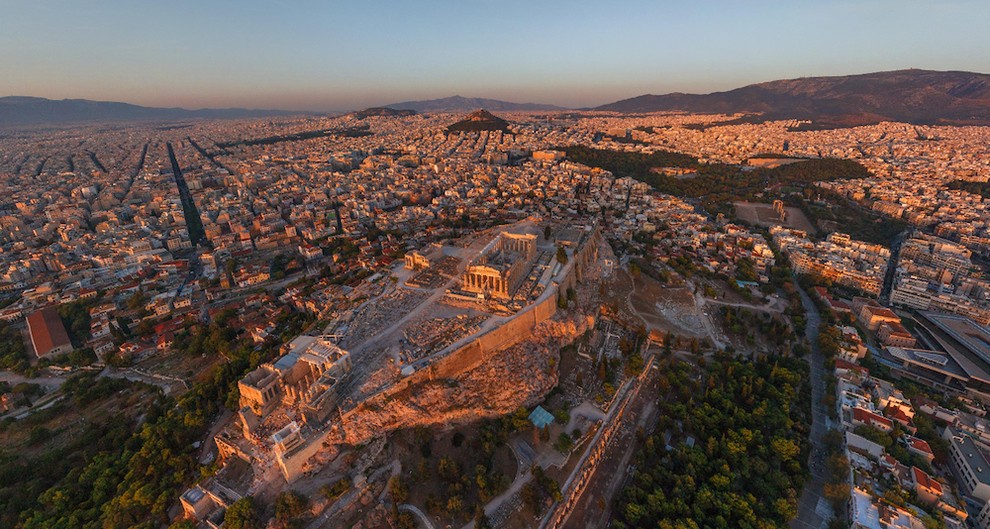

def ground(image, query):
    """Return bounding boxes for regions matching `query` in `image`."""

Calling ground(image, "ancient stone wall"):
[279,225,603,482]
[407,224,601,385]
[428,292,558,379]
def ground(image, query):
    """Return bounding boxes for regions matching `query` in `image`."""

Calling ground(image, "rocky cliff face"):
[306,314,594,467]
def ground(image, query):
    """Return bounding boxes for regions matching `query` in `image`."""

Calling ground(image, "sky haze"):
[1,0,988,110]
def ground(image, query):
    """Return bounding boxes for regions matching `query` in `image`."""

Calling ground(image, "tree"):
[395,511,418,529]
[475,507,493,529]
[544,225,552,240]
[28,426,52,445]
[771,437,801,461]
[446,495,463,514]
[611,355,810,529]
[275,489,309,523]
[58,298,98,347]
[3,303,294,529]
[823,482,851,508]
[388,476,409,503]
[126,291,146,311]
[817,324,843,358]
[735,257,759,282]
[320,477,352,501]
[852,425,893,448]
[556,245,568,265]
[437,455,462,483]
[224,497,261,529]
[0,320,29,373]
[555,432,574,453]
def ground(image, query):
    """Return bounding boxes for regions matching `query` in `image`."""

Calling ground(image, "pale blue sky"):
[1,0,988,110]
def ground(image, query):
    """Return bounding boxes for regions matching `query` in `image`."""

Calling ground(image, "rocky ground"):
[315,313,593,458]
[294,237,609,527]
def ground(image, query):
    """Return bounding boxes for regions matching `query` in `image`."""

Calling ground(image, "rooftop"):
[26,306,71,357]
[851,487,881,529]
[852,407,894,429]
[948,428,990,486]
[888,347,959,372]
[921,311,990,365]
[528,406,554,429]
[912,466,942,494]
[909,437,934,456]
[181,486,206,504]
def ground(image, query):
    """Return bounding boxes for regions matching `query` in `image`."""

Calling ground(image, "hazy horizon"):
[2,0,990,112]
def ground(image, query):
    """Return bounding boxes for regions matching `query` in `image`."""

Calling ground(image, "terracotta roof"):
[912,467,943,495]
[880,320,906,332]
[26,306,71,357]
[831,299,852,311]
[910,438,934,455]
[865,306,899,319]
[835,358,868,373]
[885,404,913,425]
[853,407,894,429]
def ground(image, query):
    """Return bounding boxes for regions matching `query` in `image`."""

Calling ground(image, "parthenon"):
[462,232,537,299]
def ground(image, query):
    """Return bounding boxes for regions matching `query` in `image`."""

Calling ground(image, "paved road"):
[400,504,438,529]
[303,484,363,529]
[704,297,782,312]
[880,230,909,305]
[0,371,66,391]
[99,367,186,395]
[165,142,207,246]
[789,282,833,529]
[0,371,68,419]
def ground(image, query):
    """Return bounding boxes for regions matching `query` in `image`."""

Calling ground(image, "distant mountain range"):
[7,69,990,129]
[0,96,302,127]
[595,69,990,127]
[386,95,567,113]
[350,107,417,119]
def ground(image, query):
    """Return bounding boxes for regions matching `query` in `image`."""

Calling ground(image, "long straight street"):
[790,281,833,529]
[165,141,206,245]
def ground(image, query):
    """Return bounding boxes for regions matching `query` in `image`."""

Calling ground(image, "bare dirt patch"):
[734,201,816,234]
[627,275,707,338]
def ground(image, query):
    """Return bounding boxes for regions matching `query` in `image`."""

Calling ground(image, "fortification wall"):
[279,225,603,482]
[428,291,558,379]
[422,223,601,383]
[425,224,600,381]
